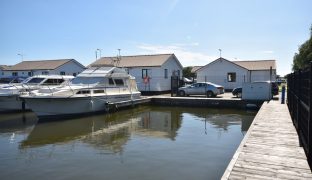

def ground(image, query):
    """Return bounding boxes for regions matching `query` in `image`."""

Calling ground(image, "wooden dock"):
[222,100,312,179]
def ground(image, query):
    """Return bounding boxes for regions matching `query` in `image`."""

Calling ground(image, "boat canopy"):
[78,67,128,77]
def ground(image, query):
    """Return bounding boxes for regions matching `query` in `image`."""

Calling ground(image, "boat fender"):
[90,99,94,109]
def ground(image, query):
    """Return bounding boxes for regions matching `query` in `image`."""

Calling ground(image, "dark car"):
[232,87,242,98]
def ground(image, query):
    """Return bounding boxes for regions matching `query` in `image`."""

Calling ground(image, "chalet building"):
[2,59,85,77]
[0,65,10,77]
[89,54,183,94]
[196,58,276,90]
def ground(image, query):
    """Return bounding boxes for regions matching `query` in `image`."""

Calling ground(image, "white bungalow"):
[0,65,10,77]
[196,58,276,90]
[89,54,183,94]
[2,59,85,77]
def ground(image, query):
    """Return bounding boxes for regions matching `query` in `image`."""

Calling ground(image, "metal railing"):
[287,62,312,167]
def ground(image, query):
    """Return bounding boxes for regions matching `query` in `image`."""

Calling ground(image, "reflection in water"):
[0,105,256,180]
[0,112,38,133]
[19,106,183,153]
[19,106,254,153]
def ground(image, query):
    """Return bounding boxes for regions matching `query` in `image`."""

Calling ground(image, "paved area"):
[222,100,312,179]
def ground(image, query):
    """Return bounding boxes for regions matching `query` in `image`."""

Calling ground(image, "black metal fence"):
[287,62,312,167]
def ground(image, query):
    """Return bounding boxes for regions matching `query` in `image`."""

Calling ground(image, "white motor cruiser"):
[0,75,74,111]
[21,67,141,118]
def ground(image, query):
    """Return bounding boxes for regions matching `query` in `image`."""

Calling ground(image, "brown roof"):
[233,60,276,70]
[89,54,182,68]
[5,59,84,71]
[0,65,11,70]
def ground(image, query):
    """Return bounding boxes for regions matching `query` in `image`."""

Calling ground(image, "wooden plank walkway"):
[222,100,312,179]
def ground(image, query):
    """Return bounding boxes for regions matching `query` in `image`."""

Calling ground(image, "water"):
[0,105,256,180]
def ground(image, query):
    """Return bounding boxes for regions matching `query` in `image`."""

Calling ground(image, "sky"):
[0,0,311,76]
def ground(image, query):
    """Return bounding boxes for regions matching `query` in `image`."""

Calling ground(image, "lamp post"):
[97,48,102,58]
[17,53,24,61]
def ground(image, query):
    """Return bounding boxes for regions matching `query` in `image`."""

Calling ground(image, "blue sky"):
[1,0,311,76]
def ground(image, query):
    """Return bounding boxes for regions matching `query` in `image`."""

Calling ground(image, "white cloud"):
[262,50,274,54]
[136,43,217,66]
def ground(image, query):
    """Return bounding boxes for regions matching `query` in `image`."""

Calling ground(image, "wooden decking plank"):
[232,166,311,180]
[229,171,275,180]
[243,143,306,159]
[235,160,312,177]
[238,152,311,170]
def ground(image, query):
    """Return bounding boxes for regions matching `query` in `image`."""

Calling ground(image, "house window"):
[125,68,129,74]
[28,72,32,76]
[164,69,168,79]
[73,73,77,77]
[60,71,65,75]
[12,72,18,76]
[227,72,236,82]
[142,69,148,78]
[177,70,180,77]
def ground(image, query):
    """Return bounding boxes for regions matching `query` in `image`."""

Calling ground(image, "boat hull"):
[21,93,141,118]
[0,95,29,112]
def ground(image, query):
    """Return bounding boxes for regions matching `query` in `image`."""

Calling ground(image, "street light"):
[97,49,102,58]
[17,53,24,61]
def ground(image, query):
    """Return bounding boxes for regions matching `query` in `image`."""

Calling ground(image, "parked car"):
[232,87,242,98]
[178,82,224,98]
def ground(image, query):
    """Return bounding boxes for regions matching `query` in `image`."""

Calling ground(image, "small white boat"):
[0,75,74,111]
[21,67,141,118]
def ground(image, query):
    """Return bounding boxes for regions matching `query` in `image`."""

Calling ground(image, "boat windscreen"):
[70,77,103,85]
[25,78,45,84]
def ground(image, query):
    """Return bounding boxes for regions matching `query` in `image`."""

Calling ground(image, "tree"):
[182,66,195,78]
[292,25,312,71]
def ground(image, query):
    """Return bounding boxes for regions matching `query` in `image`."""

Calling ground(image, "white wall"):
[250,70,276,82]
[197,59,248,89]
[1,71,30,77]
[54,61,85,76]
[128,56,183,92]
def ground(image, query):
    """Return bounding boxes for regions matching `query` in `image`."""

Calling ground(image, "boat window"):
[71,77,103,85]
[114,79,124,86]
[76,90,90,94]
[108,78,114,85]
[94,89,105,94]
[43,79,65,85]
[25,78,45,84]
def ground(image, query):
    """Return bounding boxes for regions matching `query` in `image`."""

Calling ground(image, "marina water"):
[0,105,256,180]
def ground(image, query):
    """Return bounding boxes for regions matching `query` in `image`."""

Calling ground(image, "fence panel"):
[287,62,312,168]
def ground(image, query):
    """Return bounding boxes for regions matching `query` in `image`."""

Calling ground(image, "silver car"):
[178,82,224,97]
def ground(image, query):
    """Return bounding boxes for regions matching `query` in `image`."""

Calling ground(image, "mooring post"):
[281,85,285,104]
[22,100,26,111]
